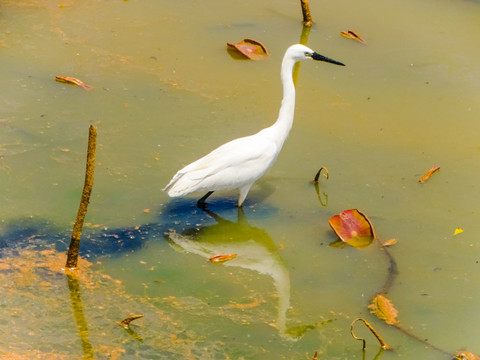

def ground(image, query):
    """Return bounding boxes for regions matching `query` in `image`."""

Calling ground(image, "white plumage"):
[164,44,344,207]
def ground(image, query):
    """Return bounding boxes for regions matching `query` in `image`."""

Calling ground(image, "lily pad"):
[328,209,375,248]
[226,39,269,60]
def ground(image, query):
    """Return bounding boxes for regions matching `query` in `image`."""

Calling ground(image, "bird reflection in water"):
[165,207,295,339]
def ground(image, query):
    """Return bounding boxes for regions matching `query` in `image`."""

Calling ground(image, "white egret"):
[164,44,344,207]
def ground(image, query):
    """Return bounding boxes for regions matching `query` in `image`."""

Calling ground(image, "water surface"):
[1,0,479,358]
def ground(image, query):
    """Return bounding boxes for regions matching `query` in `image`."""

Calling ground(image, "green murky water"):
[1,0,479,358]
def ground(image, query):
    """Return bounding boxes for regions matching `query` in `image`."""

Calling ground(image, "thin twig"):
[66,125,97,269]
[313,167,329,183]
[351,318,391,350]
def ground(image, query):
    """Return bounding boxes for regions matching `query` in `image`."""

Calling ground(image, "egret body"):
[164,44,344,207]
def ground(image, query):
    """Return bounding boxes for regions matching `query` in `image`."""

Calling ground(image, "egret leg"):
[197,191,214,208]
[238,184,253,207]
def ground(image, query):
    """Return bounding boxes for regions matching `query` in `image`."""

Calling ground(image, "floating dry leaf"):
[418,166,440,183]
[226,39,269,60]
[340,30,367,44]
[118,314,144,328]
[382,238,397,247]
[368,294,399,326]
[454,227,464,236]
[55,75,92,90]
[209,253,237,264]
[225,299,260,309]
[328,209,375,248]
[453,351,480,360]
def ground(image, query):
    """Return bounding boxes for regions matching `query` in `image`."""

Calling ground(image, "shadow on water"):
[0,183,278,260]
[0,193,327,341]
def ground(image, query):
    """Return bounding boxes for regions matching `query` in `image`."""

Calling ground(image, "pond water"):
[1,0,479,359]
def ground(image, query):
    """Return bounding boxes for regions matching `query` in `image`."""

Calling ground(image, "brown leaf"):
[382,238,397,247]
[226,39,269,60]
[55,75,93,90]
[419,166,440,183]
[209,253,237,264]
[368,294,399,326]
[328,209,375,248]
[118,314,144,328]
[340,30,367,44]
[453,351,480,360]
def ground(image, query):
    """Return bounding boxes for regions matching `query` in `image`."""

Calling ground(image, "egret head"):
[287,44,345,66]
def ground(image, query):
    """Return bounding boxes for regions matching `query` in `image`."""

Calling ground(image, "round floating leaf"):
[328,209,375,248]
[226,39,269,60]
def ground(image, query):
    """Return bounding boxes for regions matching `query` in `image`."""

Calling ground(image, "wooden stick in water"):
[300,0,313,26]
[66,125,97,269]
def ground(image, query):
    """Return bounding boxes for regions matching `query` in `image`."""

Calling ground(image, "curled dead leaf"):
[382,239,397,247]
[328,209,375,248]
[209,253,237,264]
[419,166,440,183]
[368,294,399,326]
[118,314,144,328]
[55,76,92,90]
[340,30,367,44]
[226,39,269,60]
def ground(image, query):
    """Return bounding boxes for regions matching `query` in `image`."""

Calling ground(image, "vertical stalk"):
[66,125,97,269]
[293,25,312,85]
[300,0,313,26]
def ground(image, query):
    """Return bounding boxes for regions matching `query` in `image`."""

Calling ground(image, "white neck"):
[269,55,297,148]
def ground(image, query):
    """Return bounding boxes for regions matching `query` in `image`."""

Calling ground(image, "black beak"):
[311,52,345,66]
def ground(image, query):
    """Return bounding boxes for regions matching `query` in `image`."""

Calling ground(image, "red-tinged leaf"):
[328,209,375,248]
[226,39,269,60]
[209,253,237,264]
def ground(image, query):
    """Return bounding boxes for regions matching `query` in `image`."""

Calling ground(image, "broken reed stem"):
[313,167,329,183]
[66,125,97,269]
[300,0,313,26]
[351,318,390,350]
